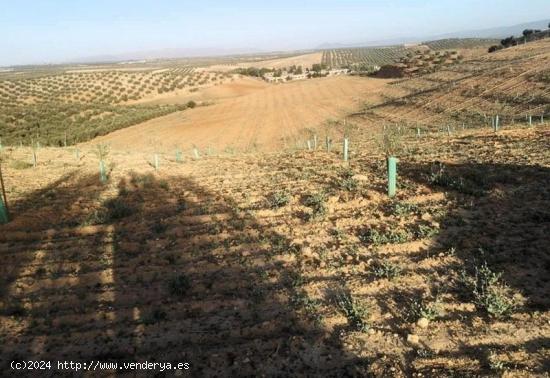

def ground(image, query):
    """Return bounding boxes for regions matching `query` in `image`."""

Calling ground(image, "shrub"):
[338,168,358,192]
[167,274,191,296]
[81,208,109,226]
[414,224,439,239]
[372,260,402,280]
[1,302,27,317]
[290,290,323,325]
[407,299,441,321]
[129,172,156,189]
[333,288,369,332]
[103,198,134,220]
[427,163,484,196]
[266,191,291,209]
[9,160,33,170]
[359,227,410,246]
[304,192,327,220]
[379,125,403,157]
[461,260,517,318]
[386,201,420,216]
[142,308,168,325]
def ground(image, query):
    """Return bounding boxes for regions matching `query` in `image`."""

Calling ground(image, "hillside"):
[1,34,549,377]
[89,76,391,153]
[0,67,233,146]
[1,122,549,377]
[358,39,550,128]
[320,38,496,69]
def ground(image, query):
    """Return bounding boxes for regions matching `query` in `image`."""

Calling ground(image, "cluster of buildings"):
[262,68,349,83]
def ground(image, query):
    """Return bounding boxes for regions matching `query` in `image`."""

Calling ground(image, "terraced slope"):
[422,38,499,51]
[1,121,549,376]
[361,39,550,129]
[322,46,408,68]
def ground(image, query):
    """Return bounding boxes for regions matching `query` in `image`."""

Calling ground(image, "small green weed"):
[338,168,358,192]
[372,260,402,280]
[461,259,517,318]
[167,274,191,297]
[266,191,291,209]
[304,192,327,220]
[103,197,134,220]
[359,227,411,246]
[386,201,420,216]
[333,288,369,332]
[407,299,442,321]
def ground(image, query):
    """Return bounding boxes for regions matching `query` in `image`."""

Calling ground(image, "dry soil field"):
[91,75,391,153]
[0,39,549,377]
[205,52,323,72]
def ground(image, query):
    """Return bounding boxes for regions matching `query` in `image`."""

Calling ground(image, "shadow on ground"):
[0,171,371,376]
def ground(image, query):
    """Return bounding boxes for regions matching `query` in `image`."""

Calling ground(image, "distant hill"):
[316,19,550,49]
[432,19,550,39]
[71,19,550,64]
[69,47,265,64]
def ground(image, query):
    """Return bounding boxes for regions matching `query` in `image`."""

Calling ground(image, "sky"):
[2,0,550,66]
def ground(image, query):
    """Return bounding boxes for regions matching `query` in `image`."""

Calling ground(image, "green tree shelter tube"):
[99,160,107,183]
[388,157,397,198]
[154,154,159,170]
[0,196,8,224]
[0,165,8,224]
[343,138,349,162]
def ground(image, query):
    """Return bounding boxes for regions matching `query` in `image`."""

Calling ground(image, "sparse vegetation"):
[102,197,134,220]
[337,168,358,192]
[461,260,517,318]
[332,287,370,332]
[385,200,420,216]
[372,260,403,280]
[1,35,549,376]
[407,298,442,321]
[303,192,327,220]
[167,274,191,297]
[359,227,411,246]
[379,124,403,157]
[266,190,291,209]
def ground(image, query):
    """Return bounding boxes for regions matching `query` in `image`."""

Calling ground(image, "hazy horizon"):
[2,0,550,66]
